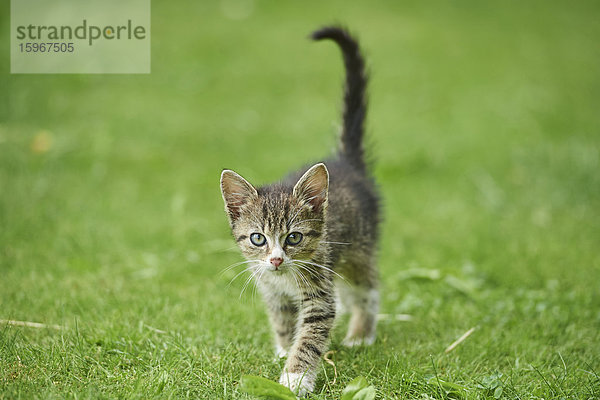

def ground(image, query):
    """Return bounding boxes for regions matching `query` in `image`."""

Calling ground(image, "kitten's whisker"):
[240,272,254,298]
[292,265,311,286]
[252,267,267,304]
[289,264,303,284]
[250,269,259,303]
[222,260,262,288]
[240,267,262,299]
[291,264,323,296]
[221,260,251,274]
[238,276,252,299]
[294,259,348,283]
[297,270,311,292]
[227,266,258,288]
[322,241,351,245]
[292,262,326,281]
[220,259,261,275]
[289,267,302,292]
[291,266,318,298]
[213,245,240,253]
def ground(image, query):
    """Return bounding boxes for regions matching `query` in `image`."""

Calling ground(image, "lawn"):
[1,1,599,398]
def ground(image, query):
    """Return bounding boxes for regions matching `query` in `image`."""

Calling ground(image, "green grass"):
[1,1,600,398]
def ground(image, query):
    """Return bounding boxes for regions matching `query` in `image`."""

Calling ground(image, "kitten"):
[220,26,380,395]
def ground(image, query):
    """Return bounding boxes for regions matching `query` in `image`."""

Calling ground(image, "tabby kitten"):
[220,26,380,395]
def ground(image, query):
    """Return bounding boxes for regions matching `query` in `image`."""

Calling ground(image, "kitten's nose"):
[270,257,283,268]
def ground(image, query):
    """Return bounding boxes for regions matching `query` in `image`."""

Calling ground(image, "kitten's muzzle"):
[270,257,283,269]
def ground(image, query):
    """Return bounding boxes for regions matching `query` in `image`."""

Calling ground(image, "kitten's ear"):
[220,169,258,223]
[293,163,329,213]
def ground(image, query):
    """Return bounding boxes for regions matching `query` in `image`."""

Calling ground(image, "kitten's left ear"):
[293,163,329,213]
[220,169,258,223]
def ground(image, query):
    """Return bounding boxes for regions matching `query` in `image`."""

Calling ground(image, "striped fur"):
[220,26,379,396]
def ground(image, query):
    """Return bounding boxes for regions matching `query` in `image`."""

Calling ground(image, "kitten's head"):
[220,163,328,274]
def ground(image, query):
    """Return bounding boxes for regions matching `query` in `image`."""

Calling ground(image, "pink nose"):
[270,257,283,268]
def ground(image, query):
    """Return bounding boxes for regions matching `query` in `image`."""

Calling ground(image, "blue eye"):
[285,232,303,246]
[250,233,266,246]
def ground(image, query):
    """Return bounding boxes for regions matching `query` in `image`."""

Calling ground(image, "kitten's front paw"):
[342,334,375,347]
[279,372,314,396]
[275,344,288,359]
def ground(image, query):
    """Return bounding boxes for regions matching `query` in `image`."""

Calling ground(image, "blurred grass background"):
[1,0,599,398]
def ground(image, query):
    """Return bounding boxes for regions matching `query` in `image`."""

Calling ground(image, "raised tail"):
[311,26,368,171]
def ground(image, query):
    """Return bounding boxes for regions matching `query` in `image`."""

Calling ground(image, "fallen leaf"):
[239,375,297,400]
[31,130,53,154]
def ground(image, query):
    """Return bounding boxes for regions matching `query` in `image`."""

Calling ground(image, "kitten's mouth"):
[266,264,287,274]
[266,258,287,273]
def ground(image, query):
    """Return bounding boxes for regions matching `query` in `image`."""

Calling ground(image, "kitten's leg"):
[341,284,379,347]
[279,285,335,395]
[264,295,298,358]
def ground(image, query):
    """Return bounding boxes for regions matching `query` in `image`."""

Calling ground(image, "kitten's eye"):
[250,233,266,246]
[285,232,303,246]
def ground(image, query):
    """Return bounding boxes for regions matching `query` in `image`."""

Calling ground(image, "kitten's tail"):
[311,26,368,171]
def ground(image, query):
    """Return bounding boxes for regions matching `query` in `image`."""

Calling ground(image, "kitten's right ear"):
[293,163,329,214]
[220,169,258,223]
